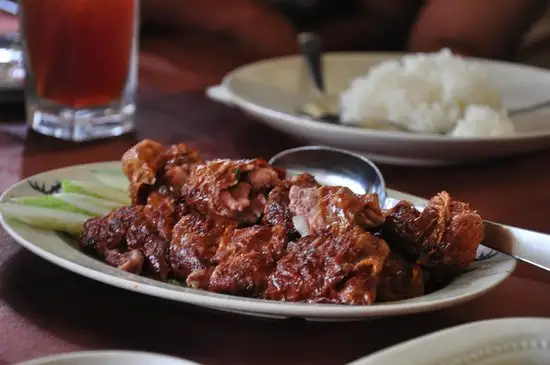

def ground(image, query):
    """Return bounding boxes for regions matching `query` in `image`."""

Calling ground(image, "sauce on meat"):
[80,141,484,305]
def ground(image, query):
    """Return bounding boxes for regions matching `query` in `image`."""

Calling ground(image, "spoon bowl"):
[269,145,387,203]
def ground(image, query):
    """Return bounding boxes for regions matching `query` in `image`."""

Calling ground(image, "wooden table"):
[1,27,550,365]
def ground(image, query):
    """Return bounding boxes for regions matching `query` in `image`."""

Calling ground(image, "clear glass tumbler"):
[19,0,139,141]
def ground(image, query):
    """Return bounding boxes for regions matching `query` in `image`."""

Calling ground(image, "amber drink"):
[20,0,139,141]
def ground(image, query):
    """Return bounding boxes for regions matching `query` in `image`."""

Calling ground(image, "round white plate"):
[15,351,200,365]
[0,162,516,321]
[213,52,550,166]
[347,317,550,365]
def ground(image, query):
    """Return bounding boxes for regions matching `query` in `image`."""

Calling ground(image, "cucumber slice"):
[0,203,91,235]
[61,180,130,205]
[10,193,122,216]
[11,195,90,215]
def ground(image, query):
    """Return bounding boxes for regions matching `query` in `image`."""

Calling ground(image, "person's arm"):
[409,0,547,59]
[140,0,299,57]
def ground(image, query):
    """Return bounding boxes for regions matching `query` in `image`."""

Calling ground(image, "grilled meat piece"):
[104,249,145,274]
[383,191,484,274]
[80,206,143,256]
[262,173,319,237]
[376,253,424,302]
[264,227,390,304]
[122,140,201,204]
[124,214,170,281]
[289,185,385,235]
[206,225,287,296]
[182,159,280,224]
[162,143,202,187]
[144,192,178,242]
[124,191,188,281]
[81,197,179,280]
[262,184,292,230]
[170,214,237,282]
[121,139,163,204]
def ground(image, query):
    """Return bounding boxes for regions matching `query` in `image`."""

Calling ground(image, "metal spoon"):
[508,99,550,117]
[269,145,386,201]
[270,145,387,206]
[270,145,550,272]
[297,33,340,125]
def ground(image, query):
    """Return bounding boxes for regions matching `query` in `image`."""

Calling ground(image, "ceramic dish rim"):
[0,161,516,319]
[223,51,550,143]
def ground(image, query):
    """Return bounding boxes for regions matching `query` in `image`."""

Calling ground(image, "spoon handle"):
[482,221,550,272]
[298,32,325,93]
[509,99,550,117]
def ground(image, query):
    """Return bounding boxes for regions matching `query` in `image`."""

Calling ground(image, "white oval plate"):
[347,317,550,365]
[15,351,200,365]
[214,52,550,166]
[0,162,516,321]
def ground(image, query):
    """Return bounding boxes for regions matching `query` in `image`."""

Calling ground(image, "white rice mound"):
[339,48,516,137]
[450,105,515,137]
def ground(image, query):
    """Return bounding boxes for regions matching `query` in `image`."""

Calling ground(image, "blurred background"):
[0,0,549,91]
[140,0,550,91]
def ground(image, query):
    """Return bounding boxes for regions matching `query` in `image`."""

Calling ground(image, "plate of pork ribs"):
[0,140,515,321]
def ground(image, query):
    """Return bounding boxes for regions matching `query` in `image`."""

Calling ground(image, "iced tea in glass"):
[20,0,139,141]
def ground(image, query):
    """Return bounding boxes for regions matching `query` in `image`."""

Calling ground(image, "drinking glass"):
[19,0,139,141]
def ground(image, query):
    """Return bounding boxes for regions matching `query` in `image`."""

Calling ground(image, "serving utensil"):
[297,33,340,124]
[269,145,387,202]
[270,145,550,272]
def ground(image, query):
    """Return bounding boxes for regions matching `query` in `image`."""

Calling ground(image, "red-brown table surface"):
[1,28,550,365]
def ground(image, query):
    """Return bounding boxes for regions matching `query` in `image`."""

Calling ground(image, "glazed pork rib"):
[261,173,320,238]
[383,191,484,275]
[169,213,238,285]
[79,140,485,305]
[81,191,183,281]
[81,206,143,259]
[205,224,287,296]
[289,184,385,235]
[376,253,425,302]
[123,140,282,224]
[121,139,202,204]
[182,158,281,224]
[264,227,390,304]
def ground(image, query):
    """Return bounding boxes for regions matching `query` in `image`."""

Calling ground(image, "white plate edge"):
[221,52,550,143]
[15,350,200,365]
[346,317,550,365]
[0,161,516,319]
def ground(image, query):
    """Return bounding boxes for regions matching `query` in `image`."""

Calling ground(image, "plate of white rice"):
[208,50,550,165]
